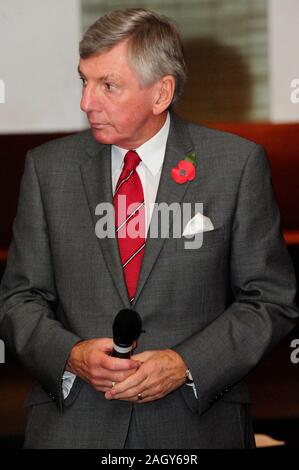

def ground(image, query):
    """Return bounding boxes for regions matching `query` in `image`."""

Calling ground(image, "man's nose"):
[80,86,100,113]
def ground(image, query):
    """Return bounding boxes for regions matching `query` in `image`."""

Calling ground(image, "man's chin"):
[90,127,115,144]
[90,126,132,148]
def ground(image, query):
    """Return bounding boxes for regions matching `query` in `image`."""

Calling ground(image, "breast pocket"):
[176,226,225,253]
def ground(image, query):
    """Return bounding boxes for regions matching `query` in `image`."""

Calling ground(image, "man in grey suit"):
[0,8,298,449]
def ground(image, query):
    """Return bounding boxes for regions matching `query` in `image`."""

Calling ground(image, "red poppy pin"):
[171,152,197,184]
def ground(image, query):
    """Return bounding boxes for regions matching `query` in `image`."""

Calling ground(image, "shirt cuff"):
[62,371,77,399]
[185,369,198,399]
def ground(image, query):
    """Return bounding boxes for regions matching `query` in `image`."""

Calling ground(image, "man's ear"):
[152,76,176,114]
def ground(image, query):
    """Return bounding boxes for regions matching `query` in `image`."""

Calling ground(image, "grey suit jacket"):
[0,113,298,448]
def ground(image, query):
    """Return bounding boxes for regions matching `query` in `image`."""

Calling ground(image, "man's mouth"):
[90,122,109,128]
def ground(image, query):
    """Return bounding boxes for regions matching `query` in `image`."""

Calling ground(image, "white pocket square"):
[182,212,214,237]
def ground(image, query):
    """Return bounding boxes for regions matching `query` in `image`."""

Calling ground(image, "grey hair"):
[79,8,186,106]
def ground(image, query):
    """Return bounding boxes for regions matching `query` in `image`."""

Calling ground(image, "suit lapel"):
[80,138,130,307]
[132,113,195,306]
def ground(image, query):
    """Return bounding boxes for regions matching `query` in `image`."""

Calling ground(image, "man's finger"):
[106,380,145,400]
[103,354,141,371]
[102,367,138,384]
[105,369,146,399]
[96,338,114,350]
[107,391,160,404]
[131,350,157,362]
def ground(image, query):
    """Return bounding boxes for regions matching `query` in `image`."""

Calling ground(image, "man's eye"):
[105,82,115,92]
[80,77,87,87]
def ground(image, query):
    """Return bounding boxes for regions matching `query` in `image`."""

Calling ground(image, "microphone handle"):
[110,349,131,359]
[110,342,133,359]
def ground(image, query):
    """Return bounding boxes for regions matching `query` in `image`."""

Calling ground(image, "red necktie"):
[114,150,145,303]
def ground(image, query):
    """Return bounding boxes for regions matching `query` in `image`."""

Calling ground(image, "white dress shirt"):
[62,112,197,399]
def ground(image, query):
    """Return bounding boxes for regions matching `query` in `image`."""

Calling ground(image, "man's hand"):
[105,349,188,403]
[66,338,140,393]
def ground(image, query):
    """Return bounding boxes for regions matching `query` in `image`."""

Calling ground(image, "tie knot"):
[123,150,141,172]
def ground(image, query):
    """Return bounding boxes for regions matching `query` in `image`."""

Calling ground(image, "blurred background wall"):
[1,0,298,133]
[0,0,299,448]
[0,0,84,133]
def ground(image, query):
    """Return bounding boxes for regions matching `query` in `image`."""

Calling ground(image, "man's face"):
[79,40,163,149]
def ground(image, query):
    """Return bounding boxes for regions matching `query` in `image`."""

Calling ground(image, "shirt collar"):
[112,112,170,177]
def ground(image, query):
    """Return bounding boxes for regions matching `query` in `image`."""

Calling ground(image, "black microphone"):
[111,309,142,359]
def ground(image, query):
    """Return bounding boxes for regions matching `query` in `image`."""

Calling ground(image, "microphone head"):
[112,309,142,348]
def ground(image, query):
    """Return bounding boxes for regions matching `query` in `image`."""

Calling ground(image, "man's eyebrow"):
[99,74,119,82]
[77,67,118,82]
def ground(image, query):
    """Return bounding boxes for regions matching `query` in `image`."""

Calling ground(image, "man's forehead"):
[78,50,130,79]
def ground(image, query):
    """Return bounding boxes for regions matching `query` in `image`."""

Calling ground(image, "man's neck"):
[119,112,168,150]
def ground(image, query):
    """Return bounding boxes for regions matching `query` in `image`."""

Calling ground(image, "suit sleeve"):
[173,144,299,415]
[0,152,82,409]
